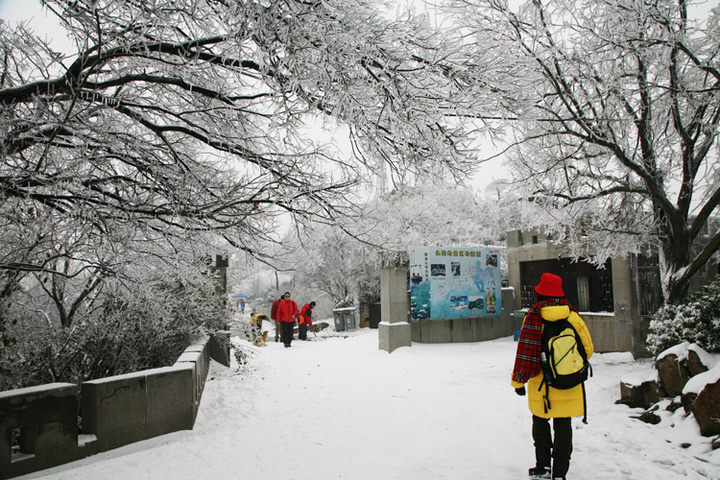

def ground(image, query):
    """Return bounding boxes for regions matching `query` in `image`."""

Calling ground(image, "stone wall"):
[0,334,225,479]
[81,365,196,453]
[581,312,634,354]
[0,383,92,478]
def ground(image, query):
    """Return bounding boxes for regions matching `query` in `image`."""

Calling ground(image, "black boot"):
[529,446,551,478]
[552,458,569,479]
[528,466,551,479]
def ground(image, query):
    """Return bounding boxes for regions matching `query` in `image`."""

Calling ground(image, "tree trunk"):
[656,205,693,305]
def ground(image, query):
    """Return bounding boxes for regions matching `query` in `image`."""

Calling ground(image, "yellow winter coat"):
[511,305,594,419]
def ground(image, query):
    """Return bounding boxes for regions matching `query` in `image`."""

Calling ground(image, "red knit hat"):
[535,273,565,297]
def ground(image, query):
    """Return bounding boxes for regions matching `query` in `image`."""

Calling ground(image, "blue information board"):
[410,246,502,321]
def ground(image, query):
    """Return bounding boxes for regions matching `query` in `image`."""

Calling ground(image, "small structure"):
[333,307,358,332]
[506,228,718,357]
[208,254,228,296]
[507,228,647,356]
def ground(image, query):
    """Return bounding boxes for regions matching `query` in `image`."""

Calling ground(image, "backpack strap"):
[559,318,589,362]
[565,317,590,423]
[568,319,593,381]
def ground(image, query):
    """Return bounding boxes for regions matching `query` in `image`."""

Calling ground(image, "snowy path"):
[16,328,720,480]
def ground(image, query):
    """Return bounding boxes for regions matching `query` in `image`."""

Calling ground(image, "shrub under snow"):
[647,276,720,355]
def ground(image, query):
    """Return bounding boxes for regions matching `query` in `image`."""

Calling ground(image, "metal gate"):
[520,258,614,311]
[636,254,663,317]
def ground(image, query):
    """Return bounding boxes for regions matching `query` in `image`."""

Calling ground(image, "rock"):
[692,378,720,437]
[666,398,683,413]
[631,410,661,425]
[681,392,698,415]
[687,348,710,377]
[656,353,689,397]
[310,322,330,333]
[711,436,720,450]
[617,380,663,409]
[617,342,720,439]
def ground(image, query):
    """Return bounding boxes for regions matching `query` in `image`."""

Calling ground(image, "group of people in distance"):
[270,292,315,348]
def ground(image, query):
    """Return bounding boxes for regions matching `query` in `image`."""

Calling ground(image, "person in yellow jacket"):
[511,273,594,480]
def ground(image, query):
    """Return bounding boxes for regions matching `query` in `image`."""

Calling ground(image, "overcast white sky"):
[0,0,72,51]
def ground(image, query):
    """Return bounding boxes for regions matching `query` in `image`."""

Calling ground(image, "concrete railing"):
[0,333,228,479]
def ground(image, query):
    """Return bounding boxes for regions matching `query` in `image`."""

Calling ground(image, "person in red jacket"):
[298,302,316,340]
[276,292,299,348]
[270,294,283,343]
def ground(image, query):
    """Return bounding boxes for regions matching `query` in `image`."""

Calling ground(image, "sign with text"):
[410,246,502,321]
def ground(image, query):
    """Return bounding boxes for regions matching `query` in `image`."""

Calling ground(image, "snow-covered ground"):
[15,316,720,480]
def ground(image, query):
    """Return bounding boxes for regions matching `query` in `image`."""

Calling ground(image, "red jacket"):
[299,303,314,326]
[277,299,299,323]
[271,298,282,321]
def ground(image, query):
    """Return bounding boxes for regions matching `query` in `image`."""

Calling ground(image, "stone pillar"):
[211,254,228,296]
[506,230,524,311]
[378,251,412,353]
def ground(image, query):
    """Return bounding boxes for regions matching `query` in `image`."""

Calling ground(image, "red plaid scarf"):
[511,298,575,384]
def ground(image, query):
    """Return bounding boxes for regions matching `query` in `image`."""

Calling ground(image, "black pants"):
[532,415,571,477]
[298,324,308,340]
[280,321,294,346]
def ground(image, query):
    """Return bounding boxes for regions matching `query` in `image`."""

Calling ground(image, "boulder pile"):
[617,342,720,442]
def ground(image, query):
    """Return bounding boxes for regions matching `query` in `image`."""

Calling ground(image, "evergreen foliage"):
[647,276,720,355]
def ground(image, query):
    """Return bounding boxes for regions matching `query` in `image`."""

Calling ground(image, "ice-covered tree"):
[444,0,720,303]
[0,0,523,384]
[0,0,516,335]
[364,184,514,251]
[292,223,379,307]
[0,248,229,388]
[288,183,526,309]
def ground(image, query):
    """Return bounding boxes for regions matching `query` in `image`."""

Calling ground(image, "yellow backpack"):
[541,318,590,389]
[539,317,592,422]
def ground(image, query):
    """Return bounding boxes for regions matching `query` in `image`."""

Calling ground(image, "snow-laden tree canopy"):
[0,0,517,328]
[287,183,527,309]
[444,0,720,303]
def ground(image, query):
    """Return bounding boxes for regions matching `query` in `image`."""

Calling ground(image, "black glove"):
[515,386,526,396]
